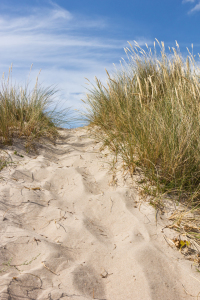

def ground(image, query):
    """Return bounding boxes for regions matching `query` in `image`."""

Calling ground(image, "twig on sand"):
[23,186,41,190]
[110,197,114,212]
[190,274,200,284]
[163,234,175,248]
[3,208,12,217]
[57,222,67,233]
[182,284,199,298]
[42,261,59,276]
[182,276,200,299]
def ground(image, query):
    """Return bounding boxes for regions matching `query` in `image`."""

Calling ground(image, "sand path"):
[0,127,200,300]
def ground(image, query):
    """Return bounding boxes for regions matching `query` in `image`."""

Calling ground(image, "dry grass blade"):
[0,149,15,171]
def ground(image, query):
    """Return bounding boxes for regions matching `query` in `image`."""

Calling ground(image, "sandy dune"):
[0,127,200,300]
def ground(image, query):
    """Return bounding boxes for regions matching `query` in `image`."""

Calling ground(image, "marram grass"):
[0,66,70,147]
[84,40,200,205]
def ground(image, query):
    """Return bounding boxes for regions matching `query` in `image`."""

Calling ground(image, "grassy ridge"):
[84,40,200,205]
[0,66,70,147]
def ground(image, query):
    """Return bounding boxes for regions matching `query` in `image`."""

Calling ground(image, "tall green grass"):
[84,40,200,204]
[0,66,70,146]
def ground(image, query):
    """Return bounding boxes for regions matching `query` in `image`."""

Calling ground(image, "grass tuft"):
[83,40,200,255]
[0,65,71,147]
[84,40,200,205]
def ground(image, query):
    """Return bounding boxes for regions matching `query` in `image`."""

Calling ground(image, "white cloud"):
[182,0,196,3]
[189,2,200,12]
[0,1,152,127]
[182,0,200,14]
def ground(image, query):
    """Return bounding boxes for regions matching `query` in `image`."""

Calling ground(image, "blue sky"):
[0,0,199,127]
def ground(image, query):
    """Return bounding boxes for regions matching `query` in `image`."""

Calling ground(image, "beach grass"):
[0,65,70,148]
[83,40,200,246]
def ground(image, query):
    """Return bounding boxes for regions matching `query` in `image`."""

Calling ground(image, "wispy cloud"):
[182,0,200,14]
[189,2,200,12]
[182,0,196,3]
[0,1,152,126]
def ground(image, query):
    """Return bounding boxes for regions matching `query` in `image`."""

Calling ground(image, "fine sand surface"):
[0,127,200,300]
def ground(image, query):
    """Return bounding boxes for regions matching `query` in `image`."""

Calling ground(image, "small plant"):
[0,257,13,273]
[0,253,41,273]
[0,158,7,171]
[0,150,14,170]
[13,150,24,158]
